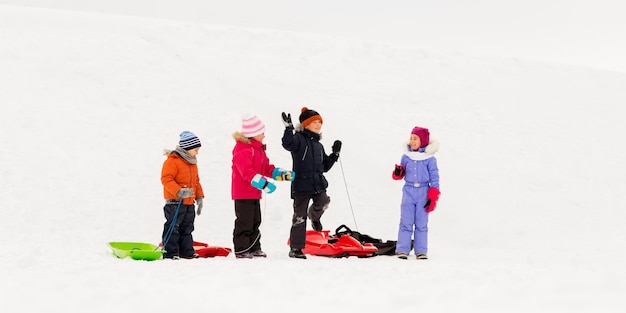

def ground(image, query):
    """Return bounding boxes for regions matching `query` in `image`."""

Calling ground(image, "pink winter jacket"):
[231,133,276,200]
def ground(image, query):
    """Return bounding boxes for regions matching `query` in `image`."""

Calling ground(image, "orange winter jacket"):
[161,151,204,205]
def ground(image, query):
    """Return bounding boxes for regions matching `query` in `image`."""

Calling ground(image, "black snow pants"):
[233,199,262,253]
[289,192,330,249]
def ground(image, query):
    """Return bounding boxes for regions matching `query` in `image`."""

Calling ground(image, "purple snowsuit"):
[396,145,439,255]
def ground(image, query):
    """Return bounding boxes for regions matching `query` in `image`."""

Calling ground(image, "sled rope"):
[337,157,359,231]
[159,198,183,251]
[233,195,266,254]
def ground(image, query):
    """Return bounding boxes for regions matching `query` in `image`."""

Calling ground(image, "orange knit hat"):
[299,107,323,128]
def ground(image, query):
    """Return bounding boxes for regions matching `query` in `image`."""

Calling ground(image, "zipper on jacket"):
[302,145,308,161]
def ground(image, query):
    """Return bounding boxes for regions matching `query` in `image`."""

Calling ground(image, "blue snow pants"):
[162,203,196,258]
[396,184,429,255]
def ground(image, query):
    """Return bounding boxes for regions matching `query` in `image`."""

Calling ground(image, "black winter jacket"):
[282,128,338,197]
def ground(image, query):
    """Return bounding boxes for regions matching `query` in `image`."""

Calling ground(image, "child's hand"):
[272,168,295,181]
[332,140,342,155]
[282,112,294,130]
[176,188,194,198]
[424,187,440,213]
[392,164,405,180]
[196,197,203,215]
[251,174,277,193]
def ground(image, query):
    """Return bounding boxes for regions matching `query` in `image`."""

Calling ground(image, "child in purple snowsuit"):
[392,126,440,260]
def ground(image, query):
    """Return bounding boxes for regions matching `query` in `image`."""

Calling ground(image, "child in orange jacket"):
[160,131,204,260]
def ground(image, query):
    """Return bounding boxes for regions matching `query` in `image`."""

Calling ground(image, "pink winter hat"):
[411,126,430,148]
[241,114,266,138]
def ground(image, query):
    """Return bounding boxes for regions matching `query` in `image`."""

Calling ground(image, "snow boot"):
[251,250,267,258]
[235,252,254,259]
[289,248,307,259]
[312,220,323,232]
[182,253,199,259]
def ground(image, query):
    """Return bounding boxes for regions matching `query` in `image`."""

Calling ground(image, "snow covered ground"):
[1,4,626,312]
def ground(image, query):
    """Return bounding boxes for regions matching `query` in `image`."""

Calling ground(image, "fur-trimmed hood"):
[403,139,439,161]
[294,123,324,140]
[232,131,252,144]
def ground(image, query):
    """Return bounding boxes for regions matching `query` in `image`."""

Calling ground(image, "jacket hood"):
[403,138,439,161]
[232,131,251,144]
[295,124,323,140]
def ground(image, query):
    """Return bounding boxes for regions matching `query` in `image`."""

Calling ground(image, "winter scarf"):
[174,146,197,164]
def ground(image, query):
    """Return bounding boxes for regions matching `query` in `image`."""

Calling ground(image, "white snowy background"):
[1,4,626,312]
[4,0,626,72]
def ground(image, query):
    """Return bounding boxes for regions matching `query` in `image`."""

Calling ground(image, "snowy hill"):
[1,5,626,312]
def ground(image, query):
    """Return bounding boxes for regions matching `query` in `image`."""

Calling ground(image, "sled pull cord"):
[158,198,183,251]
[337,157,359,231]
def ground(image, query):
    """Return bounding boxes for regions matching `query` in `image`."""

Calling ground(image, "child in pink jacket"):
[231,114,294,259]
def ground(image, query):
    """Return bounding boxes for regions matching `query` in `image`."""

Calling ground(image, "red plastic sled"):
[193,241,232,257]
[294,230,378,258]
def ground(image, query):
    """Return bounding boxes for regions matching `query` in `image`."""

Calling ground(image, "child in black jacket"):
[281,107,341,259]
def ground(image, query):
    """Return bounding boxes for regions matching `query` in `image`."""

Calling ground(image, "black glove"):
[393,164,405,177]
[330,140,342,160]
[332,140,342,155]
[282,112,294,130]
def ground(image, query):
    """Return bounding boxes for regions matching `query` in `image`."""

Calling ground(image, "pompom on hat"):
[179,131,202,150]
[241,114,266,138]
[411,126,430,148]
[299,107,323,128]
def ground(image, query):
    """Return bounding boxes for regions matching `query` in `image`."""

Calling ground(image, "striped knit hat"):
[299,107,323,128]
[179,131,201,150]
[241,114,266,138]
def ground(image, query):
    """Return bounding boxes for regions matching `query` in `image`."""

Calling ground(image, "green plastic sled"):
[108,242,163,261]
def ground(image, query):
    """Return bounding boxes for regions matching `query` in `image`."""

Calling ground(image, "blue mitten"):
[272,168,295,181]
[251,174,277,193]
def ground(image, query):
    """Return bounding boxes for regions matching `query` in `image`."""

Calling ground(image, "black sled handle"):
[334,224,353,237]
